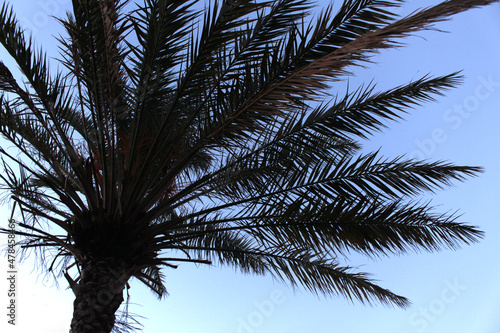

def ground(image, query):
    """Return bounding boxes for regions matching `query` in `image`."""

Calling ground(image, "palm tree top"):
[0,0,494,331]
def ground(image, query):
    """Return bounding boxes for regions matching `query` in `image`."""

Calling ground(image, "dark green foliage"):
[0,0,494,330]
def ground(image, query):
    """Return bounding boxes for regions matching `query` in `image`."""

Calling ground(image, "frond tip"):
[281,259,412,308]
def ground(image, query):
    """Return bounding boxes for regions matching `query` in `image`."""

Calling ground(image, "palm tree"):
[0,0,495,332]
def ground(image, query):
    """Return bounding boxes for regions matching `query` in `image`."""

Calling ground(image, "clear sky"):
[1,1,500,332]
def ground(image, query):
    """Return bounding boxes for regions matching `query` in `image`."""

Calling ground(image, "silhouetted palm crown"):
[0,0,492,331]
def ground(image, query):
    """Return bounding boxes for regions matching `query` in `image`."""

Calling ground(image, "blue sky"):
[1,0,500,332]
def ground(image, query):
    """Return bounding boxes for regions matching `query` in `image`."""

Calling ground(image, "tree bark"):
[70,259,130,333]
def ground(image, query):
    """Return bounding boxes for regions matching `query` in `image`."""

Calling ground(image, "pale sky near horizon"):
[1,1,500,332]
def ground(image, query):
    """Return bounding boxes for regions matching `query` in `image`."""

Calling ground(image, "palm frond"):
[134,265,168,299]
[177,227,410,307]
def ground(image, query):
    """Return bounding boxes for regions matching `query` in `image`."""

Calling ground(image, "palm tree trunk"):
[70,259,130,333]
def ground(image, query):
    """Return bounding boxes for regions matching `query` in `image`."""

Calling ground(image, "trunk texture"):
[70,259,130,333]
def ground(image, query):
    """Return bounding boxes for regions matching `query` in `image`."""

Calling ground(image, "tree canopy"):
[0,0,495,332]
